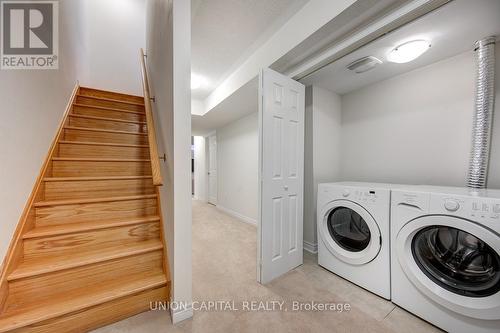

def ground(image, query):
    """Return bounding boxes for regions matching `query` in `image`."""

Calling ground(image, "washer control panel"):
[431,193,500,227]
[470,201,500,219]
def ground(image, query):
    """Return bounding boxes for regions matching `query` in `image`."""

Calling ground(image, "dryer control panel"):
[351,189,379,204]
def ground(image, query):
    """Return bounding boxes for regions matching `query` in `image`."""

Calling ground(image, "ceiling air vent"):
[347,56,382,74]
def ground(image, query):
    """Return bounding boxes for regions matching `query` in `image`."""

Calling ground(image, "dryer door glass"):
[412,226,500,297]
[327,207,371,252]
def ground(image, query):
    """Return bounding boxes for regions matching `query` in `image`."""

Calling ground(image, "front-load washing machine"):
[391,186,500,333]
[317,182,395,299]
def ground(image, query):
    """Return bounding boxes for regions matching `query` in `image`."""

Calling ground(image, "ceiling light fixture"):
[191,74,207,90]
[387,40,431,63]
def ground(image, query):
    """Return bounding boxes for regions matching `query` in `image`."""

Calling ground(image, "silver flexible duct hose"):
[467,36,496,189]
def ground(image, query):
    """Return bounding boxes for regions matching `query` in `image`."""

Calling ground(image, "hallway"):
[94,200,440,332]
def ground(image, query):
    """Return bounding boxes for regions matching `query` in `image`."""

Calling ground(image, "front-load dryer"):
[391,186,500,333]
[317,182,395,299]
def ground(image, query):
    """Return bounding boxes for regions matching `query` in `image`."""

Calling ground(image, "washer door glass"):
[412,226,500,297]
[327,207,371,252]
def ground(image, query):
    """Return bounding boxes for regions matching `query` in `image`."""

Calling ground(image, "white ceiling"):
[192,77,258,136]
[192,0,500,135]
[271,0,413,74]
[301,0,500,94]
[191,0,309,99]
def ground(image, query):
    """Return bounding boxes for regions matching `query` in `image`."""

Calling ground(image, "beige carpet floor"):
[93,200,441,333]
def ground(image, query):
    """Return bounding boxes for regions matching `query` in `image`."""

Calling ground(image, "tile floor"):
[93,200,441,333]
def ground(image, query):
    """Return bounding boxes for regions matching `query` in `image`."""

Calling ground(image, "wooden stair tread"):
[58,140,149,148]
[44,175,153,182]
[65,126,148,136]
[52,157,150,162]
[73,103,146,115]
[76,94,145,106]
[79,86,144,100]
[8,240,163,281]
[0,274,167,333]
[34,194,157,207]
[69,113,147,124]
[24,216,160,239]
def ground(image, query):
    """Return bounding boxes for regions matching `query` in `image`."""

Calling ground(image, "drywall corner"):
[146,0,192,322]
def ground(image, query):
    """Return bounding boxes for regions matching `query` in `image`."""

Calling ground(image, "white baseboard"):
[303,240,318,254]
[217,205,257,226]
[171,303,193,324]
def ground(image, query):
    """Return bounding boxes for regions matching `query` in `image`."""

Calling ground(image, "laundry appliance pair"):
[317,182,500,333]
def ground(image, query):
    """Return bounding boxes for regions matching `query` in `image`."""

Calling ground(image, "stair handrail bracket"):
[139,48,163,186]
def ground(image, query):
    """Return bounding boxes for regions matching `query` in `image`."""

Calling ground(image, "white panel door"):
[258,68,305,284]
[208,134,217,205]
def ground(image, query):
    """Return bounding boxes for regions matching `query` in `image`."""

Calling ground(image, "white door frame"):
[207,132,217,205]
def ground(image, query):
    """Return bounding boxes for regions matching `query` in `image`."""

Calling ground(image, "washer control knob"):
[444,199,460,212]
[342,189,350,197]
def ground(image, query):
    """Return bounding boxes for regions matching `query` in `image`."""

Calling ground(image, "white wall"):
[486,44,500,188]
[193,136,207,201]
[216,112,259,223]
[79,0,146,95]
[0,1,84,266]
[303,86,342,251]
[146,0,192,323]
[340,48,500,188]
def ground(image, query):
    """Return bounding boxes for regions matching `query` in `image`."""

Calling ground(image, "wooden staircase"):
[0,86,170,332]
